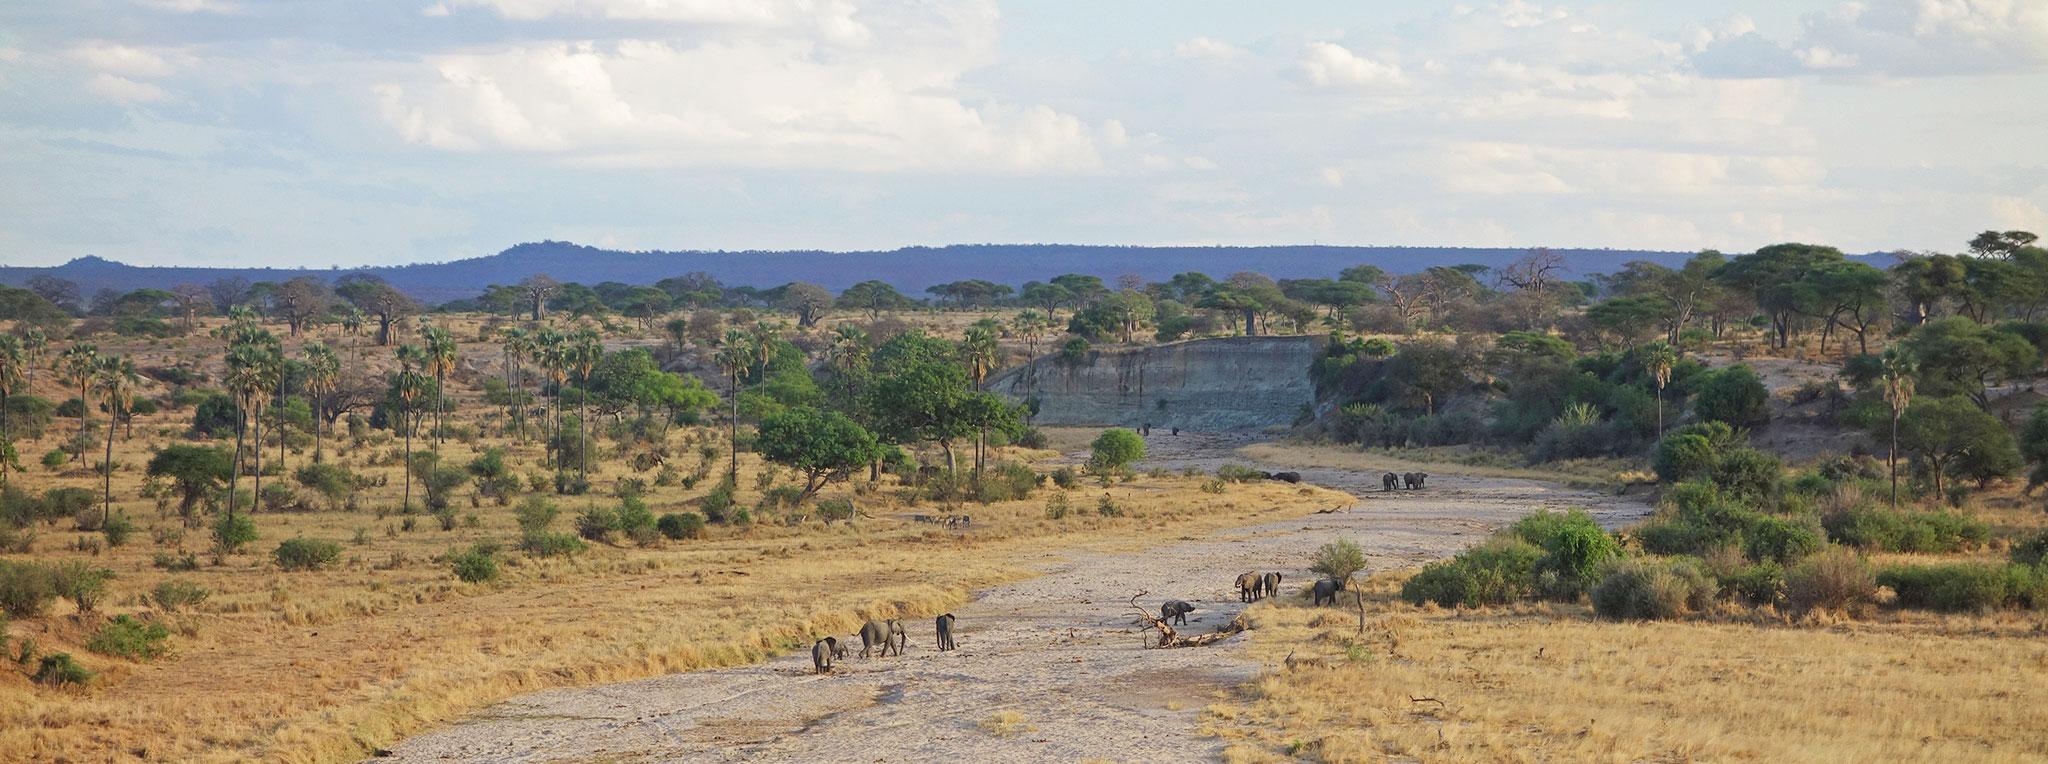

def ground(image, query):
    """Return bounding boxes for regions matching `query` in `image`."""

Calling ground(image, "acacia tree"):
[146,444,232,524]
[755,407,881,501]
[1897,395,2019,498]
[838,280,912,319]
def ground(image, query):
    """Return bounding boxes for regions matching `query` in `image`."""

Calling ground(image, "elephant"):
[1382,472,1399,491]
[1404,472,1429,490]
[1236,571,1262,602]
[1262,572,1283,600]
[887,619,908,656]
[1312,577,1345,606]
[936,613,957,651]
[812,637,842,673]
[1161,600,1196,626]
[859,620,888,658]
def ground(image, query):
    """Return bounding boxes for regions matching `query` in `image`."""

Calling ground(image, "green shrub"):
[816,498,856,522]
[1049,466,1078,489]
[101,514,134,547]
[657,512,705,540]
[86,615,170,660]
[44,488,95,523]
[1712,448,1782,502]
[1652,434,1717,484]
[2013,529,2048,566]
[153,552,200,572]
[576,506,621,543]
[150,579,209,612]
[273,537,342,571]
[1713,560,1786,605]
[34,652,92,686]
[521,531,585,558]
[1590,558,1713,620]
[212,512,257,552]
[1823,507,1989,553]
[1742,515,1823,564]
[449,543,499,583]
[1088,428,1145,472]
[1216,464,1264,484]
[1511,509,1622,599]
[513,496,559,535]
[48,561,111,614]
[1694,365,1770,428]
[1400,538,1543,607]
[617,497,658,544]
[41,450,67,470]
[1877,563,2023,612]
[0,561,57,618]
[1310,538,1368,582]
[974,462,1040,503]
[1785,548,1875,612]
[699,476,737,523]
[1043,492,1070,519]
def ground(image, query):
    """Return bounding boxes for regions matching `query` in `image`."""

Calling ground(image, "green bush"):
[1712,448,1782,503]
[1049,466,1078,489]
[657,512,705,540]
[1590,558,1713,620]
[1088,428,1145,472]
[48,561,111,614]
[86,615,170,660]
[150,579,209,612]
[1823,507,1989,553]
[576,506,621,543]
[1310,538,1368,582]
[974,462,1040,502]
[1785,548,1875,612]
[522,531,585,558]
[699,476,737,523]
[212,512,257,553]
[1877,563,2035,612]
[1694,364,1770,428]
[101,514,134,547]
[34,652,92,686]
[450,543,499,583]
[1400,538,1543,607]
[273,537,342,571]
[1216,464,1264,484]
[617,497,657,544]
[2013,529,2048,566]
[1713,560,1785,605]
[1652,434,1717,484]
[0,560,57,618]
[41,449,67,470]
[44,488,95,523]
[1741,514,1823,564]
[1511,509,1623,599]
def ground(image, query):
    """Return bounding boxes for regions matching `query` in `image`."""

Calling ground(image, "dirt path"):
[382,435,1650,763]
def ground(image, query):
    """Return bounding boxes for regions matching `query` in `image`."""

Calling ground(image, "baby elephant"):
[1403,472,1429,490]
[1161,600,1196,626]
[935,613,957,651]
[1382,472,1399,491]
[1311,577,1345,607]
[812,636,844,673]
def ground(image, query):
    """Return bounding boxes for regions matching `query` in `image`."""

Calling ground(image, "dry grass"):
[1208,575,2048,763]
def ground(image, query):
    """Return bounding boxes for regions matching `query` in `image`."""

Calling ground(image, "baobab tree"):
[522,275,560,321]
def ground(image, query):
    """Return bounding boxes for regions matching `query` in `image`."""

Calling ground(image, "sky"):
[0,0,2044,268]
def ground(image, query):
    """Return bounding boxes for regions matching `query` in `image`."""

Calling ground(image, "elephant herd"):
[812,614,958,673]
[1234,571,1284,603]
[1381,471,1428,491]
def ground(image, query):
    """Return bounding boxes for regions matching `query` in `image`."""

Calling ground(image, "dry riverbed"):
[382,435,1650,763]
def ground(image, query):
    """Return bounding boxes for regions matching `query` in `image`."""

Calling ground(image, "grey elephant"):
[1404,472,1429,489]
[812,637,843,673]
[886,619,907,656]
[936,613,957,651]
[1262,572,1283,600]
[859,620,888,658]
[1312,577,1345,606]
[1382,472,1398,491]
[1161,600,1196,626]
[1236,571,1262,602]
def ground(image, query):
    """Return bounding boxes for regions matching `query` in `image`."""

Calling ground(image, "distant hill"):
[0,242,1717,304]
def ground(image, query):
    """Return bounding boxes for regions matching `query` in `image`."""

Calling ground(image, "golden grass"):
[1208,575,2048,764]
[0,348,1351,764]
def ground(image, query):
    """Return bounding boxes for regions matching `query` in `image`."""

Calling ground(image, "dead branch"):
[1126,592,1248,648]
[1410,696,1446,708]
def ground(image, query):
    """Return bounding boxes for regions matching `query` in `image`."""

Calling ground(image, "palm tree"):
[499,327,531,441]
[570,327,602,481]
[20,327,47,389]
[1879,348,1917,507]
[963,326,998,390]
[60,344,100,461]
[94,355,138,527]
[713,329,754,483]
[531,328,569,489]
[421,323,459,450]
[223,338,276,520]
[1645,343,1677,439]
[395,344,429,511]
[0,335,22,489]
[1011,311,1047,356]
[303,343,340,463]
[341,308,365,361]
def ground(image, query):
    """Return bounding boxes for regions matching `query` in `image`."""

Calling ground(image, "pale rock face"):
[988,336,1319,431]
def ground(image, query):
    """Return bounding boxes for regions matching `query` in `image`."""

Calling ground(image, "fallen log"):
[1126,592,1248,648]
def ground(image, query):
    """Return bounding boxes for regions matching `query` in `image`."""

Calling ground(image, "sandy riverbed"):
[381,435,1650,763]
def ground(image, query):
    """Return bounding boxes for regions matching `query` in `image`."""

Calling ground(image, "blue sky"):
[0,0,2043,268]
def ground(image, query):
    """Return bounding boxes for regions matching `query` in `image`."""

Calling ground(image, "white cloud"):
[1318,167,1344,188]
[1692,0,2048,77]
[1297,42,1404,88]
[67,43,182,78]
[1989,195,2047,231]
[448,0,873,44]
[135,0,242,13]
[85,73,171,103]
[421,3,453,17]
[1174,37,1246,61]
[376,5,1110,173]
